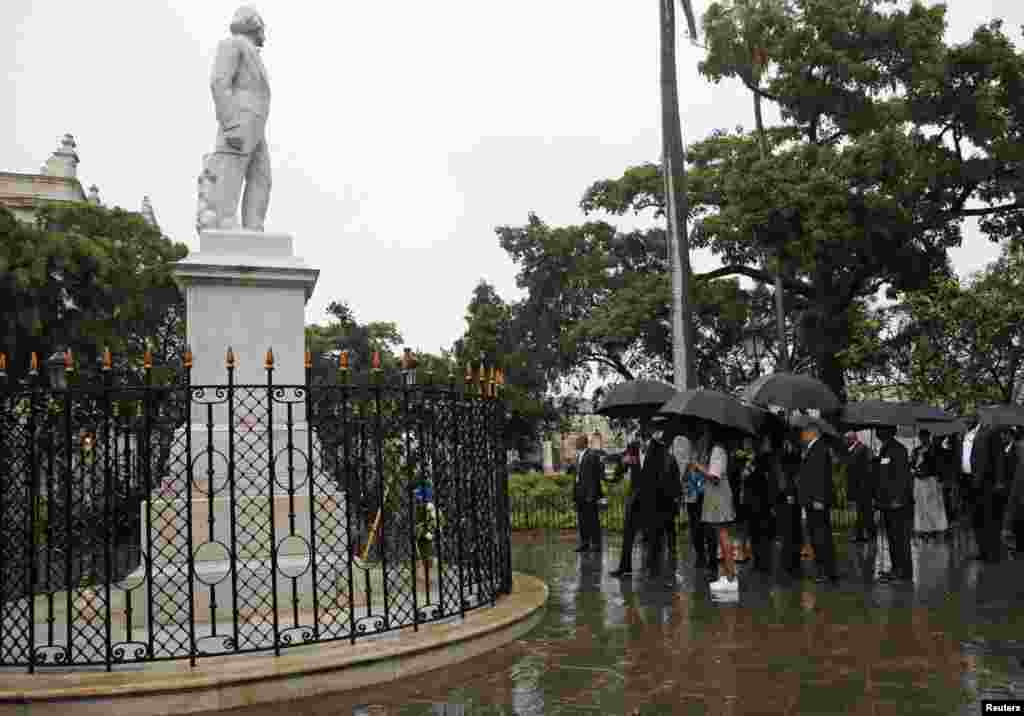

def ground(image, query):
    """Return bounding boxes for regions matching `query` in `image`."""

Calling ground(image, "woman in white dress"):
[690,425,737,592]
[912,429,948,538]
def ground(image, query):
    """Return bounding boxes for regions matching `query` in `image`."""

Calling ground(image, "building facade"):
[0,133,158,228]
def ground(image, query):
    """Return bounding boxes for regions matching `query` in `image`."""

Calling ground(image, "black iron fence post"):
[266,349,281,656]
[0,347,511,671]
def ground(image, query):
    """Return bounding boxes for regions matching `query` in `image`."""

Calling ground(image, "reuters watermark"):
[983,701,1024,713]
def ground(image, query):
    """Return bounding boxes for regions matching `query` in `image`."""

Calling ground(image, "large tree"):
[453,279,564,453]
[0,204,188,383]
[881,243,1024,411]
[495,213,796,394]
[583,0,1024,398]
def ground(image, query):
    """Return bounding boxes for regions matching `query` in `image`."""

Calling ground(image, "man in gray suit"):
[198,6,272,232]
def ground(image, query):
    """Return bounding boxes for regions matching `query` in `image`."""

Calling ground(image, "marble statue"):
[196,6,272,233]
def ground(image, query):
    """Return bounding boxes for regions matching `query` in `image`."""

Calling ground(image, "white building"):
[0,133,158,228]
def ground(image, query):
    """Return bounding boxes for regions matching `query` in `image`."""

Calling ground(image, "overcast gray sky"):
[4,1,1021,357]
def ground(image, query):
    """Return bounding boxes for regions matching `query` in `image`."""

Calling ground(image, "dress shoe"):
[609,568,632,577]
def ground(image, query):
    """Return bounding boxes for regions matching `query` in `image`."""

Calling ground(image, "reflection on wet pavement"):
[226,530,1024,715]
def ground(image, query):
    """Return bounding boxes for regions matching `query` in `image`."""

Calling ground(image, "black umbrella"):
[905,401,957,425]
[842,400,956,429]
[977,404,1024,428]
[841,400,917,428]
[791,413,839,438]
[899,418,967,438]
[657,389,759,436]
[741,372,841,414]
[595,379,677,420]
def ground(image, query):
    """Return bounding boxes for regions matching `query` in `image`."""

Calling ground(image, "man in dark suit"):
[798,421,838,584]
[974,426,1012,563]
[845,431,875,542]
[875,426,913,581]
[610,427,666,577]
[572,434,605,553]
[778,433,804,577]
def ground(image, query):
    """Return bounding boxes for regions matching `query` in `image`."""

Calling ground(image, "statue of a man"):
[197,6,272,233]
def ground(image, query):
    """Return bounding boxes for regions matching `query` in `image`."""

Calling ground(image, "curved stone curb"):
[0,573,548,716]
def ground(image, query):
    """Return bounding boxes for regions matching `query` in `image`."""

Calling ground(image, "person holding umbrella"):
[744,431,783,573]
[777,430,805,577]
[690,424,738,592]
[845,431,876,542]
[796,417,839,584]
[610,425,666,577]
[912,429,948,539]
[875,426,913,582]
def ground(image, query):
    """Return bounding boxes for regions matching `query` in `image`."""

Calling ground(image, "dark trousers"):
[881,505,913,578]
[942,486,956,523]
[1014,516,1024,553]
[686,499,717,567]
[748,508,775,572]
[576,501,601,549]
[853,497,876,539]
[663,500,679,556]
[616,497,642,570]
[777,501,803,573]
[978,491,1008,563]
[806,505,837,579]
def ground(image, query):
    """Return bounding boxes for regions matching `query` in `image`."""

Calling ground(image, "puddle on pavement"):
[223,530,1024,715]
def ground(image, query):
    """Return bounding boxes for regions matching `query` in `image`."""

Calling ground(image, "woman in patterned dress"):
[690,424,737,591]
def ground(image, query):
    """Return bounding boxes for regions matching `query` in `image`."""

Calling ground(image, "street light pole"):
[660,0,696,392]
[752,67,790,373]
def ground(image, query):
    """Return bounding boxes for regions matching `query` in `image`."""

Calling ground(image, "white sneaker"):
[711,576,739,592]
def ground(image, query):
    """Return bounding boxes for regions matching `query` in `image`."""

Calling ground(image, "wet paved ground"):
[228,529,1024,715]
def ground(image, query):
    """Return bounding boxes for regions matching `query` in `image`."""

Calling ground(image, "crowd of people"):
[570,418,1024,592]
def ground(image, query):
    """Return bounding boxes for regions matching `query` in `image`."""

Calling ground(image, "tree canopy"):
[0,204,188,382]
[575,0,1024,398]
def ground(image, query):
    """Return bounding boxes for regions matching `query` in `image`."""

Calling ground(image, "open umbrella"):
[791,414,839,438]
[842,400,956,429]
[900,418,967,438]
[977,404,1024,428]
[905,401,957,425]
[841,400,918,429]
[595,380,677,420]
[741,372,840,414]
[657,389,760,437]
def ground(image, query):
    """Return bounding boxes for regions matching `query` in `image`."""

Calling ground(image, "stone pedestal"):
[144,230,331,623]
[174,229,318,386]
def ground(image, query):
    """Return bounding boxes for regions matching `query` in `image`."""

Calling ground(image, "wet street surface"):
[228,530,1024,715]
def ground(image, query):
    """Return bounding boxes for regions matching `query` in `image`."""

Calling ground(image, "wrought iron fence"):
[509,493,858,533]
[0,350,512,672]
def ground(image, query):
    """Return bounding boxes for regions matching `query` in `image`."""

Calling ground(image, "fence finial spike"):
[372,351,381,370]
[143,347,153,370]
[265,347,275,370]
[339,350,349,370]
[183,345,193,369]
[0,352,7,375]
[226,346,236,369]
[304,349,312,369]
[64,348,74,372]
[102,346,112,371]
[29,352,39,375]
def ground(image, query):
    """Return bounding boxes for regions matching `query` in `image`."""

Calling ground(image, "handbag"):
[686,467,704,498]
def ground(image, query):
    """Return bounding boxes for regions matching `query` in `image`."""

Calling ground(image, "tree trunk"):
[660,0,696,392]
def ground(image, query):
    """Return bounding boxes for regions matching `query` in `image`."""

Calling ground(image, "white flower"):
[426,503,436,515]
[424,531,433,541]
